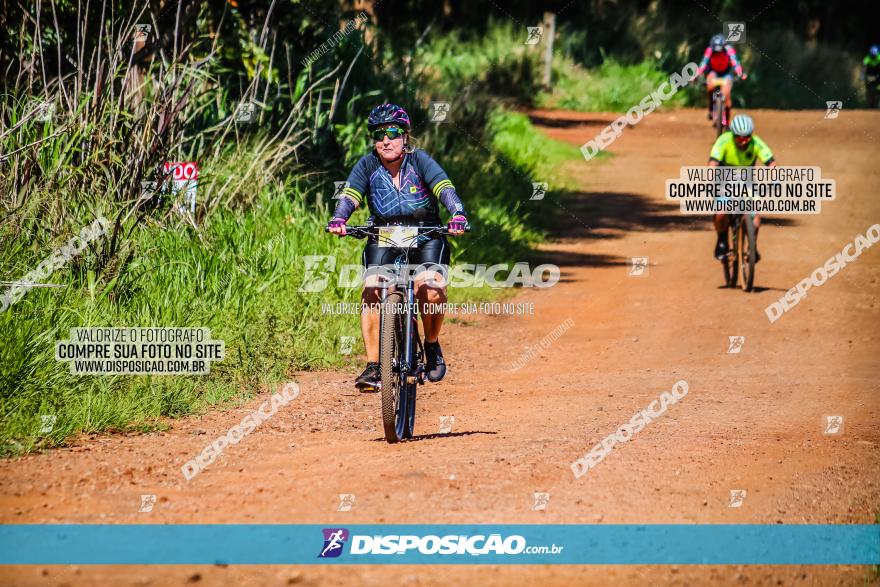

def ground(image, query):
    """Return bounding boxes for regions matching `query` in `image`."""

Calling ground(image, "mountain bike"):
[721,185,758,291]
[328,223,468,443]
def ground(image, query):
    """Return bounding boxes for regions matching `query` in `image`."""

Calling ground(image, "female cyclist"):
[327,104,468,390]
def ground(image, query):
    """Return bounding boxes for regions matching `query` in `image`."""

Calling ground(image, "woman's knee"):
[362,287,384,303]
[417,284,446,304]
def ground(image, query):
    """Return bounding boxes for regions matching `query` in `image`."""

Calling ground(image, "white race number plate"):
[377,226,418,248]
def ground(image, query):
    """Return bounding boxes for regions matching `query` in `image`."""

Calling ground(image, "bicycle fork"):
[401,283,415,383]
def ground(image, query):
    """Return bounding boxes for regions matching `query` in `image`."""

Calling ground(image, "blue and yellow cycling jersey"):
[337,149,464,224]
[709,132,774,166]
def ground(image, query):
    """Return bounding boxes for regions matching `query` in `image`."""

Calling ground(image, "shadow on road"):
[530,249,631,269]
[523,187,801,273]
[537,190,799,241]
[716,284,792,293]
[526,113,611,128]
[748,285,789,293]
[371,430,498,443]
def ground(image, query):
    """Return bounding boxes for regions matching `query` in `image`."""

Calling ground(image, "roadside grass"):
[0,183,367,455]
[410,20,541,107]
[488,108,582,191]
[538,56,692,113]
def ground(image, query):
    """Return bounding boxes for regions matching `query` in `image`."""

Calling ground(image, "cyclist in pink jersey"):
[693,34,747,127]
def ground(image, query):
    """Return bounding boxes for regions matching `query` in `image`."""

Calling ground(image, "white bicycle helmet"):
[730,114,754,137]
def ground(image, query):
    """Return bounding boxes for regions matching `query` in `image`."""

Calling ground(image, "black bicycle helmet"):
[367,103,411,131]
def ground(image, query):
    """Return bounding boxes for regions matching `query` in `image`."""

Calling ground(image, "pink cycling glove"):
[328,217,347,236]
[447,215,467,234]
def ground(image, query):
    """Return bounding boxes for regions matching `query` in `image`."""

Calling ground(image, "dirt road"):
[2,109,878,586]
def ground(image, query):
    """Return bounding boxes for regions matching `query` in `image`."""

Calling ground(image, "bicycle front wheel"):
[727,218,740,288]
[714,91,725,137]
[740,214,757,292]
[379,291,408,443]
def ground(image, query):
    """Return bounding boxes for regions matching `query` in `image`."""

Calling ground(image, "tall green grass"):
[538,56,692,112]
[0,174,369,454]
[410,21,542,107]
[487,109,581,189]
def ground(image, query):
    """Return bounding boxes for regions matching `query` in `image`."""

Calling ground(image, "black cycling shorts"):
[362,236,450,269]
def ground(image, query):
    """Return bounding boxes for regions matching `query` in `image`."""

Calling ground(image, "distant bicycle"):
[692,34,747,135]
[329,223,468,443]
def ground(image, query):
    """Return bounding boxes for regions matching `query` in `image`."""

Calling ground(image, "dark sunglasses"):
[370,126,405,141]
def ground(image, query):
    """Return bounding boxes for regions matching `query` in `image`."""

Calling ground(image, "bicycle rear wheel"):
[740,214,757,292]
[379,292,408,443]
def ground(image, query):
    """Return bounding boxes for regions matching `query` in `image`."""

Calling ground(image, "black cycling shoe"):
[714,237,729,261]
[754,248,761,263]
[424,341,446,383]
[355,362,380,392]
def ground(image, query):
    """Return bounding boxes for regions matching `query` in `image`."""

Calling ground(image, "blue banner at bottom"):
[0,525,877,565]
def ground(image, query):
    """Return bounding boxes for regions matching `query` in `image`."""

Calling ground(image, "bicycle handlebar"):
[696,72,747,85]
[325,224,471,240]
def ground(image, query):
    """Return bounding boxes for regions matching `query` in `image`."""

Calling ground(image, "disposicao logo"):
[318,528,349,558]
[316,530,563,558]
